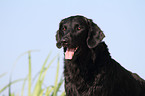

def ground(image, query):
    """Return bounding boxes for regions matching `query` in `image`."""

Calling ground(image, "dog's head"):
[56,15,105,59]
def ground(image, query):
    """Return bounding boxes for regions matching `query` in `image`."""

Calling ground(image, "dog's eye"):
[77,27,81,30]
[63,26,67,31]
[75,24,82,31]
[63,28,66,31]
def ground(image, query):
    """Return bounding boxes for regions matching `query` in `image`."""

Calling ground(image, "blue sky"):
[0,0,145,95]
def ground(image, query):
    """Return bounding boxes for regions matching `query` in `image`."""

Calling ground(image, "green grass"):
[28,51,32,96]
[0,51,66,96]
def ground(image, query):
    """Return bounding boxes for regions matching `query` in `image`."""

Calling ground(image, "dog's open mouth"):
[65,47,77,59]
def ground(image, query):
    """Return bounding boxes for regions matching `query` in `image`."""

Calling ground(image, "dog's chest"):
[64,60,107,95]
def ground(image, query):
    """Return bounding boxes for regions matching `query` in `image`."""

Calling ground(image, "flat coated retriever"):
[56,15,145,96]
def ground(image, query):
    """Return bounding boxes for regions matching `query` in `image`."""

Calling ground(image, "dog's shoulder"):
[94,42,110,53]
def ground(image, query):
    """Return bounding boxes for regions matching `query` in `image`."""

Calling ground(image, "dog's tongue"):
[65,48,76,59]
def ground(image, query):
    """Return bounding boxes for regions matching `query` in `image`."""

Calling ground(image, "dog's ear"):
[56,29,62,48]
[86,19,105,48]
[56,21,64,48]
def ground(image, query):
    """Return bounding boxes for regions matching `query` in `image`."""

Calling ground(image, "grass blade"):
[56,77,64,94]
[39,89,44,96]
[21,76,28,96]
[46,86,54,96]
[0,79,24,93]
[53,57,60,96]
[28,51,32,96]
[9,80,11,96]
[45,87,50,96]
[51,77,64,96]
[41,55,58,85]
[0,73,7,78]
[39,52,52,80]
[32,52,51,96]
[32,52,54,96]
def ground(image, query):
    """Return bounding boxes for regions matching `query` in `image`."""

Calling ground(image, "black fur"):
[56,15,145,96]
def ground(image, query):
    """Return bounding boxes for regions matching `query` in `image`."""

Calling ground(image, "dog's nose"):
[61,38,69,46]
[61,38,67,44]
[61,39,66,42]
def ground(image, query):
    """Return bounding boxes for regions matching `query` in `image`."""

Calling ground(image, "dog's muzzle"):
[61,38,78,60]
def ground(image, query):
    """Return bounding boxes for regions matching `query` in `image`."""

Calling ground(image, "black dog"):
[56,15,145,96]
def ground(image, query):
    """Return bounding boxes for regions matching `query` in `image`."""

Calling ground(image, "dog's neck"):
[65,42,111,76]
[74,42,111,65]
